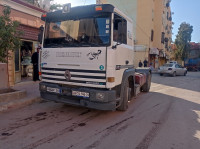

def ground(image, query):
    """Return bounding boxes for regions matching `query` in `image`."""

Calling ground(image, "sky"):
[171,0,200,43]
[54,0,200,43]
[54,0,95,7]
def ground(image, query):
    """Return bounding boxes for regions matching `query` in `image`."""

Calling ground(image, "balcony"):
[168,16,172,21]
[166,0,171,8]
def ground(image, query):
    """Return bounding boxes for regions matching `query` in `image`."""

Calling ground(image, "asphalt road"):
[0,72,200,149]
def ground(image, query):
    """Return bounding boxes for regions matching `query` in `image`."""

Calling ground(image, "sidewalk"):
[12,81,40,98]
[0,81,41,113]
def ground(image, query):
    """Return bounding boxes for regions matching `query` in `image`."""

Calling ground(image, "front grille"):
[41,67,106,88]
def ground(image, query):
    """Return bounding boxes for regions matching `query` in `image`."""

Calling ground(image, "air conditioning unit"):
[134,40,138,44]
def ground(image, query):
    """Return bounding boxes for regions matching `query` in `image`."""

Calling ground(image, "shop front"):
[15,25,40,83]
[158,50,166,67]
[1,0,45,86]
[149,47,159,69]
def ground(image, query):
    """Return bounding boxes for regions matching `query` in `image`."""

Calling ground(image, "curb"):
[0,90,27,103]
[0,97,41,114]
[152,71,159,74]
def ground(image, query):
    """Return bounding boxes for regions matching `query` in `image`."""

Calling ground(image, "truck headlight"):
[96,93,105,100]
[40,84,46,91]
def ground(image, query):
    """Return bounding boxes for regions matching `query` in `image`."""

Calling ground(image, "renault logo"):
[64,70,71,81]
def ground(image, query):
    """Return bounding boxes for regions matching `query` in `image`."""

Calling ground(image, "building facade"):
[0,0,45,86]
[96,0,173,68]
[153,0,172,68]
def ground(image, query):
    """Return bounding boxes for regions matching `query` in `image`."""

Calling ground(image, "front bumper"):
[39,82,116,111]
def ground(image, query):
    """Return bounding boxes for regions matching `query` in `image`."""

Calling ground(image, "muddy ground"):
[0,72,200,149]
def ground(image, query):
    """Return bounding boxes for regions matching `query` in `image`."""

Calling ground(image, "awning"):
[149,48,159,55]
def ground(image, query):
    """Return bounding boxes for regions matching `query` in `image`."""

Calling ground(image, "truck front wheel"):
[117,79,129,111]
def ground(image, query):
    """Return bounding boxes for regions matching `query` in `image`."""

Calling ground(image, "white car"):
[158,63,187,77]
[169,61,177,64]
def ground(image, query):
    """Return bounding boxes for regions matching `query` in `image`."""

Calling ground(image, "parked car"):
[158,63,187,77]
[169,61,177,64]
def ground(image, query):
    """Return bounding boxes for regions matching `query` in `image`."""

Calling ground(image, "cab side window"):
[175,64,181,68]
[178,64,183,68]
[113,14,127,44]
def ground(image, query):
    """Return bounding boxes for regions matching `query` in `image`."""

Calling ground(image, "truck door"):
[112,13,133,86]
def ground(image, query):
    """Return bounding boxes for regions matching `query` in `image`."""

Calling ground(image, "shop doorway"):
[20,41,33,82]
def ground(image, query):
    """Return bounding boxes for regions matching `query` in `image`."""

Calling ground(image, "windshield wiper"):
[63,43,79,47]
[90,43,102,47]
[78,43,91,47]
[44,43,61,48]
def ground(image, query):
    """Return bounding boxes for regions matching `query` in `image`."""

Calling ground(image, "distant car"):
[158,63,187,77]
[169,61,177,64]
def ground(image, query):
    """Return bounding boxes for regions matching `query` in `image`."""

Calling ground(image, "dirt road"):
[0,72,200,149]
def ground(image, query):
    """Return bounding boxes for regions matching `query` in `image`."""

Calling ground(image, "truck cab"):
[39,4,151,111]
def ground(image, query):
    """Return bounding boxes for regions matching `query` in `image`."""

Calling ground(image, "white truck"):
[38,4,151,111]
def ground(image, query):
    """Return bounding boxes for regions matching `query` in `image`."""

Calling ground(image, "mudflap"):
[135,68,152,92]
[135,67,152,74]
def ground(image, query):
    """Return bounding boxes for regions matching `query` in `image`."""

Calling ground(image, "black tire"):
[184,71,187,76]
[141,72,152,92]
[172,71,176,77]
[160,73,163,76]
[117,79,129,111]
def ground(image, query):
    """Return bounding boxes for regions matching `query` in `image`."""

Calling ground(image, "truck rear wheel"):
[117,79,129,111]
[141,72,151,92]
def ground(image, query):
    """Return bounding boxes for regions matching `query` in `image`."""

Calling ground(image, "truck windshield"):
[44,16,111,48]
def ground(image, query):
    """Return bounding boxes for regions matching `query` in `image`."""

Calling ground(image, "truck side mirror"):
[112,42,122,49]
[38,25,44,44]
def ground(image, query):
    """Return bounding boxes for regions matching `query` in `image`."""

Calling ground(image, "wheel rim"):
[173,72,176,76]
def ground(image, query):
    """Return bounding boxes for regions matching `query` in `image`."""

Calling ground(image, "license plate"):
[72,91,89,98]
[47,87,61,94]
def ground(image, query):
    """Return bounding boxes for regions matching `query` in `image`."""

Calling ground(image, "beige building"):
[96,0,172,68]
[153,0,173,68]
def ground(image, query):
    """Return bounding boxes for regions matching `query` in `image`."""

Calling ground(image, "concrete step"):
[0,89,27,103]
[0,96,41,113]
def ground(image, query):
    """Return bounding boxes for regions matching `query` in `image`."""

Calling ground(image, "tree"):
[175,22,193,63]
[50,3,63,11]
[0,6,22,63]
[25,0,62,11]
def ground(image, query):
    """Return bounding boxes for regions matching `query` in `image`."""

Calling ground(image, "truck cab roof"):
[42,4,115,22]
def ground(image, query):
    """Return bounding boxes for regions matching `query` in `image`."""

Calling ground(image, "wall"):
[135,0,155,66]
[0,63,8,89]
[153,0,163,50]
[0,1,44,29]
